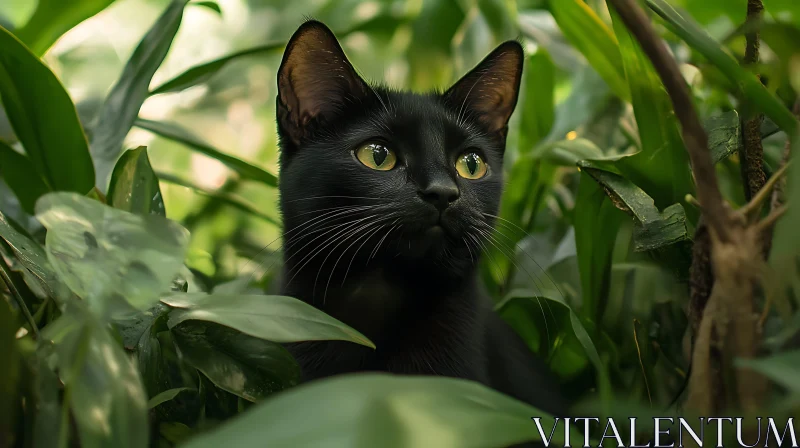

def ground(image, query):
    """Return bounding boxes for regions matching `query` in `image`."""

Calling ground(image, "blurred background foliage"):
[1,0,800,445]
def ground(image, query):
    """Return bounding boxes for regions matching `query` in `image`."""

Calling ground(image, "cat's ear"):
[443,41,523,137]
[277,21,368,145]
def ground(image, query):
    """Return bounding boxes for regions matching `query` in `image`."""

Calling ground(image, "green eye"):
[355,143,396,171]
[455,152,487,179]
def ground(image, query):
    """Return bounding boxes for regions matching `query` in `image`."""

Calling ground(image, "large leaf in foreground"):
[0,26,95,194]
[34,192,189,314]
[14,0,116,56]
[89,0,189,187]
[44,306,148,448]
[182,374,563,448]
[161,293,374,348]
[171,321,300,402]
[107,146,165,217]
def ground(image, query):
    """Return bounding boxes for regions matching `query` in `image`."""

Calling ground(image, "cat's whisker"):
[286,214,382,291]
[282,195,385,204]
[482,214,568,304]
[473,227,554,347]
[342,220,400,287]
[315,216,388,302]
[244,206,377,283]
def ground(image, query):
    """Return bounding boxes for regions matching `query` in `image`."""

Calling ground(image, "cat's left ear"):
[443,41,523,137]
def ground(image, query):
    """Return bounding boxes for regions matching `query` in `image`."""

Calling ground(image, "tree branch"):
[740,0,766,201]
[606,0,731,243]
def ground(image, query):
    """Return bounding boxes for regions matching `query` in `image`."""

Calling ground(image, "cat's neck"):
[278,254,482,344]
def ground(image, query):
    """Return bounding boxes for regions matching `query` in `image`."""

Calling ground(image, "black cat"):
[274,20,567,420]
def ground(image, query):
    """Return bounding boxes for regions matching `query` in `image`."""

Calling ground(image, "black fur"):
[274,20,568,420]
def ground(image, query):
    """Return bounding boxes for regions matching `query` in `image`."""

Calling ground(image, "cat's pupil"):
[466,154,477,174]
[372,146,387,166]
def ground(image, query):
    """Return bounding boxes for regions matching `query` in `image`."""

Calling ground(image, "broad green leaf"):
[0,26,95,194]
[518,49,555,155]
[171,321,300,402]
[14,0,116,56]
[34,192,189,314]
[705,110,741,164]
[548,0,630,102]
[148,43,283,95]
[496,289,609,393]
[147,387,194,409]
[574,172,625,322]
[0,210,71,303]
[580,165,691,252]
[156,171,279,226]
[161,293,375,348]
[45,306,148,448]
[0,140,50,214]
[191,1,221,15]
[107,146,165,217]
[181,374,564,448]
[90,0,189,188]
[134,119,278,187]
[646,0,799,135]
[736,350,800,394]
[609,7,693,211]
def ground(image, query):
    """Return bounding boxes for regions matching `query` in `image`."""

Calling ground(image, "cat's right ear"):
[277,21,368,146]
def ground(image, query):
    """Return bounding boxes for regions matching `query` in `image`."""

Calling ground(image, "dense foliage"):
[1,0,799,446]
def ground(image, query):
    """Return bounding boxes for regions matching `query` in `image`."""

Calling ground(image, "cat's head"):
[276,20,522,277]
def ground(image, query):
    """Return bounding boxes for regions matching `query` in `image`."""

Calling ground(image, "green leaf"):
[705,110,741,164]
[34,192,190,314]
[496,290,609,393]
[574,172,625,321]
[580,165,691,252]
[148,43,283,96]
[769,130,800,297]
[89,0,189,187]
[171,321,300,402]
[14,0,116,56]
[191,1,221,15]
[548,0,630,102]
[736,350,800,394]
[0,26,95,194]
[646,0,799,135]
[180,374,564,448]
[0,210,72,303]
[518,48,556,154]
[156,171,279,226]
[107,146,166,217]
[147,387,194,409]
[762,0,800,26]
[45,306,149,448]
[134,119,278,186]
[609,7,693,211]
[530,138,605,166]
[161,293,375,348]
[0,140,50,214]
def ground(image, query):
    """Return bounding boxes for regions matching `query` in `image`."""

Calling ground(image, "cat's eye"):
[455,152,487,179]
[355,143,396,171]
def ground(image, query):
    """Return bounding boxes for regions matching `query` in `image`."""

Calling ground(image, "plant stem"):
[607,0,730,243]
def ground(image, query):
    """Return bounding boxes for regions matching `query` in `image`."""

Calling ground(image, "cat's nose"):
[419,182,460,211]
